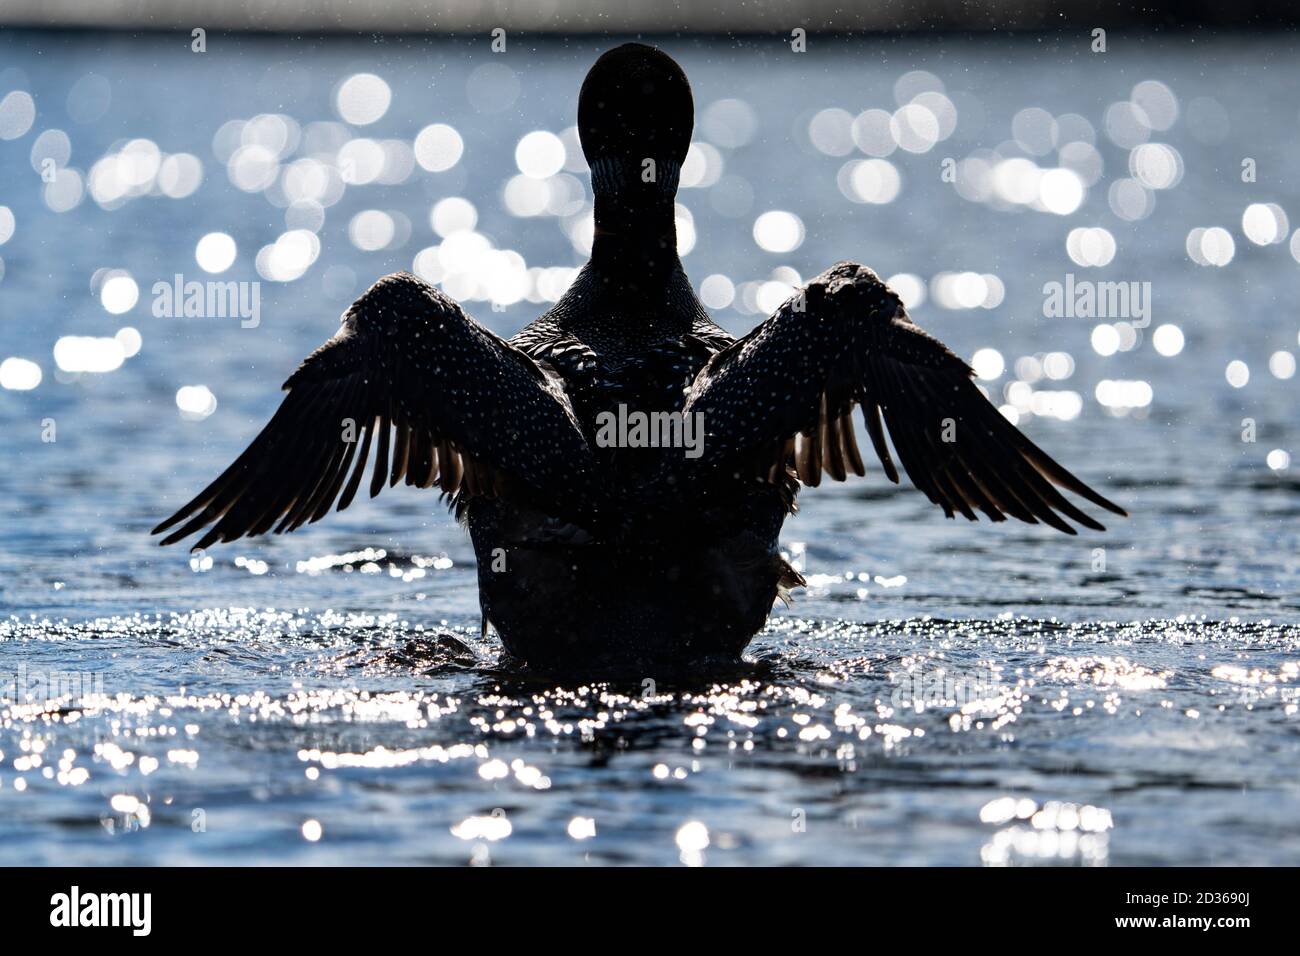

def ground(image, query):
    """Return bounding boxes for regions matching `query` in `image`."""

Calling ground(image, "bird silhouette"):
[154,43,1125,670]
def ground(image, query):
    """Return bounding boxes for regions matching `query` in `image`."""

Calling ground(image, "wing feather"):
[684,261,1125,534]
[154,272,602,548]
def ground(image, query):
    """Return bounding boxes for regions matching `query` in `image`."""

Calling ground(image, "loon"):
[154,43,1126,670]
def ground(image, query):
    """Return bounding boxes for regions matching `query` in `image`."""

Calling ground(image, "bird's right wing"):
[154,273,604,549]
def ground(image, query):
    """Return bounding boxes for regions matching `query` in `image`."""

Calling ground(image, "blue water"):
[1,30,1298,865]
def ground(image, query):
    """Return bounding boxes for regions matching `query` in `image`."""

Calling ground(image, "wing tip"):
[152,502,198,536]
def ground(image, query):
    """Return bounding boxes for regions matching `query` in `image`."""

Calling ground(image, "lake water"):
[1,30,1298,865]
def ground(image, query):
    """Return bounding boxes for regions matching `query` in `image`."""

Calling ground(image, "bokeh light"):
[1225,360,1249,388]
[176,385,218,420]
[195,233,237,273]
[1242,203,1289,246]
[0,357,42,391]
[515,131,566,179]
[335,73,391,125]
[1152,324,1185,357]
[100,273,139,314]
[414,124,464,172]
[752,210,804,253]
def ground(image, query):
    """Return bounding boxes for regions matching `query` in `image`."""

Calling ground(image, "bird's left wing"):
[682,262,1126,534]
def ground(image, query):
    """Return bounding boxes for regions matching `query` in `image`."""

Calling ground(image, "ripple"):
[1,614,1296,864]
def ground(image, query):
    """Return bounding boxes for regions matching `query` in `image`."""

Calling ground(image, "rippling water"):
[1,31,1298,865]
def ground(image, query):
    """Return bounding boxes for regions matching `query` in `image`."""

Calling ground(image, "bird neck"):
[588,155,681,280]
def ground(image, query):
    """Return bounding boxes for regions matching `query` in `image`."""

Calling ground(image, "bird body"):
[467,248,794,668]
[154,44,1125,670]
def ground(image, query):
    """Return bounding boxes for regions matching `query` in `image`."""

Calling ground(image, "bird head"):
[578,43,694,200]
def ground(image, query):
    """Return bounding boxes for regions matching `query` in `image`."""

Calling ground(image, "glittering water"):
[1,31,1298,866]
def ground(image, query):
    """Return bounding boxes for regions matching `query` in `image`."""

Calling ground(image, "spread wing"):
[684,262,1126,534]
[153,272,603,549]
